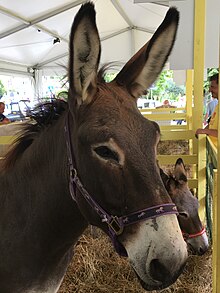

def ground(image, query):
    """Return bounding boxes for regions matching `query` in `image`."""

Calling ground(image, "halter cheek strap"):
[64,115,178,256]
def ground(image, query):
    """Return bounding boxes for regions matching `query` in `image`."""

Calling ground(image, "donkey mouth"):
[187,242,209,256]
[134,261,186,291]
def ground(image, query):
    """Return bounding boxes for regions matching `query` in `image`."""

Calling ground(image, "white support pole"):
[33,69,43,102]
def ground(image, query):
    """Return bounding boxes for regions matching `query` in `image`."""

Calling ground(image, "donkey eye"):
[94,146,119,162]
[178,212,189,219]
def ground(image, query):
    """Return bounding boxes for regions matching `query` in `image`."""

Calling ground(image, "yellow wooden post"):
[193,0,206,134]
[185,69,197,187]
[193,0,206,221]
[186,69,193,132]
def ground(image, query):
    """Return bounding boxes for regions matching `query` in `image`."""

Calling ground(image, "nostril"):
[150,259,172,282]
[198,246,207,255]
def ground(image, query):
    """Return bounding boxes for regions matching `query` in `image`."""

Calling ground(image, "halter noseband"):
[182,227,206,240]
[64,114,178,256]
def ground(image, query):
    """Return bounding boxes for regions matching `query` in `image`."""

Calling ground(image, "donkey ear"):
[69,2,101,106]
[174,158,187,182]
[114,8,179,99]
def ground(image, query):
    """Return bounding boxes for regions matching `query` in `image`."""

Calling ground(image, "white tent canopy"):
[0,0,175,77]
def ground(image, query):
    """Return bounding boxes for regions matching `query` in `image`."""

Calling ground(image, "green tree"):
[151,70,172,98]
[204,68,219,91]
[151,70,185,102]
[104,72,117,82]
[102,70,186,103]
[165,81,185,99]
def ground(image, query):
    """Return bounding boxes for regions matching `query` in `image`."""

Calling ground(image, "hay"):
[58,229,212,293]
[157,140,189,156]
[157,140,193,178]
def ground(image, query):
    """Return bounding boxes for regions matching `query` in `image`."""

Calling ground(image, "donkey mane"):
[97,62,121,82]
[2,65,115,171]
[3,100,67,171]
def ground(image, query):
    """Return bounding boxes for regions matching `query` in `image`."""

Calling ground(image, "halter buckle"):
[108,216,124,236]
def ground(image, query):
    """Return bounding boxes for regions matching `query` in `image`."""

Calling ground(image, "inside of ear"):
[68,2,101,107]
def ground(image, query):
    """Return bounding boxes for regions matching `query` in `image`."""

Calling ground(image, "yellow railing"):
[0,136,15,145]
[140,109,208,238]
[0,122,21,158]
[205,136,219,293]
[140,107,187,130]
[140,108,207,196]
[142,107,198,190]
[141,106,186,121]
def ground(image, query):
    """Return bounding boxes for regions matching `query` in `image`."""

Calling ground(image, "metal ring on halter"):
[70,168,77,180]
[108,216,124,236]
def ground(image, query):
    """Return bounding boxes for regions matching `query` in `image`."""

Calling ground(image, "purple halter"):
[64,115,178,256]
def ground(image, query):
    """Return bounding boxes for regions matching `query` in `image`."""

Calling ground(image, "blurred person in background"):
[196,73,219,146]
[156,99,176,108]
[0,102,10,124]
[204,97,218,125]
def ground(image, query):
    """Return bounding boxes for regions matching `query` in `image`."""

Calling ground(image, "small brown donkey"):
[160,158,209,255]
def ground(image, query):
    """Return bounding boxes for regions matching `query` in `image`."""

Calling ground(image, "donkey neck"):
[0,113,88,293]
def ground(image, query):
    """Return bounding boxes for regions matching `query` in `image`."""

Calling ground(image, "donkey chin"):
[121,215,188,290]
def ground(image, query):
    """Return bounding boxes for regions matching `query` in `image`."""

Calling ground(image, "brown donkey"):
[160,158,209,255]
[0,2,187,292]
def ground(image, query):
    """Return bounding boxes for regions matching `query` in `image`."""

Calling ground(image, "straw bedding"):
[58,229,212,293]
[58,140,212,293]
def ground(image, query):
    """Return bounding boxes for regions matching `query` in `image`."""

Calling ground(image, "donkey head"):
[67,2,187,290]
[160,158,209,255]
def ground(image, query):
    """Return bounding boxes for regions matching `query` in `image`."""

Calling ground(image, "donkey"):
[0,2,187,292]
[160,158,209,255]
